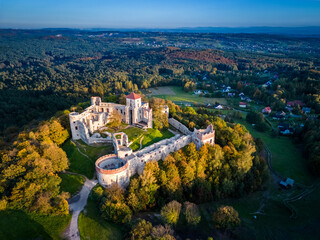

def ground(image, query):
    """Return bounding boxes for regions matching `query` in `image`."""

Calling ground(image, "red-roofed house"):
[262,107,272,114]
[239,102,247,108]
[287,100,305,108]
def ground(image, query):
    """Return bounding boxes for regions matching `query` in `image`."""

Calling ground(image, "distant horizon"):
[1,0,320,29]
[1,26,320,36]
[1,25,320,30]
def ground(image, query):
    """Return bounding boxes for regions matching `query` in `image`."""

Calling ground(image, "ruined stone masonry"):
[69,92,215,188]
[69,92,152,145]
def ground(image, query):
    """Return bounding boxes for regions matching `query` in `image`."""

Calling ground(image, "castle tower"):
[193,124,215,150]
[126,92,141,108]
[126,92,142,125]
[91,96,101,106]
[69,112,81,140]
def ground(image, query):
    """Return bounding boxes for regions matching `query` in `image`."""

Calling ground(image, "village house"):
[278,123,293,135]
[302,107,311,114]
[287,100,305,108]
[227,92,236,97]
[214,103,224,110]
[262,106,272,114]
[273,111,286,120]
[239,102,247,108]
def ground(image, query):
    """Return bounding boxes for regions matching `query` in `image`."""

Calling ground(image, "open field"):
[147,86,227,105]
[59,173,85,196]
[147,86,176,95]
[79,197,123,240]
[76,140,114,160]
[197,184,320,240]
[0,210,71,240]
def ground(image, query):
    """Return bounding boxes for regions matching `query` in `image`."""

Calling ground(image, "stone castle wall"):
[126,134,192,176]
[96,120,215,188]
[168,118,192,135]
[96,154,129,187]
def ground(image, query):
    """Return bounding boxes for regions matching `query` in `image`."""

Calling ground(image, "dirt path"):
[261,145,319,219]
[64,142,98,240]
[65,178,98,240]
[139,136,144,150]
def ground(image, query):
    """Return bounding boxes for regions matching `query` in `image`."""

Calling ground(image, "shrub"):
[212,205,240,230]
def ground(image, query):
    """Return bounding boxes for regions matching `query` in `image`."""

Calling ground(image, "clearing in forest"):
[147,86,176,96]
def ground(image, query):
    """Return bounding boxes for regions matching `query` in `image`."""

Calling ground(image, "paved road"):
[65,178,98,240]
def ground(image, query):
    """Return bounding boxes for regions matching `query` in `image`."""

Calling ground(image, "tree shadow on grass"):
[0,210,52,240]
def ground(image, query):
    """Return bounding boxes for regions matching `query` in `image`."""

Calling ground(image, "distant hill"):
[83,26,320,37]
[2,26,320,37]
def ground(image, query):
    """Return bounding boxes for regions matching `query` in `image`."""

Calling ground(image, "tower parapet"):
[193,124,215,150]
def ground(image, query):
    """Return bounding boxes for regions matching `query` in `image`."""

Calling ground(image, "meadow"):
[147,86,227,105]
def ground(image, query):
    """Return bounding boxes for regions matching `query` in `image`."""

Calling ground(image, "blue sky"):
[1,0,320,28]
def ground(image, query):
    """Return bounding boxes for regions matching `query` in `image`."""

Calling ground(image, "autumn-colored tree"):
[151,224,176,240]
[108,109,123,129]
[183,201,201,226]
[160,200,182,225]
[0,118,70,214]
[150,97,169,130]
[213,205,240,230]
[130,219,153,240]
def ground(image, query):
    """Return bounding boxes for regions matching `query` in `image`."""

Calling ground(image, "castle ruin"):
[69,92,152,144]
[68,92,215,188]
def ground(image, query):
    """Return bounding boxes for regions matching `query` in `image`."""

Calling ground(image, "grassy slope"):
[0,210,71,240]
[150,86,227,105]
[236,118,312,184]
[130,128,174,151]
[63,140,94,179]
[197,109,319,239]
[62,140,114,179]
[59,173,85,196]
[79,197,123,240]
[122,126,145,141]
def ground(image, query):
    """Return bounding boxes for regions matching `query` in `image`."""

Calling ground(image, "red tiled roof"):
[239,102,247,105]
[287,100,304,107]
[126,92,141,100]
